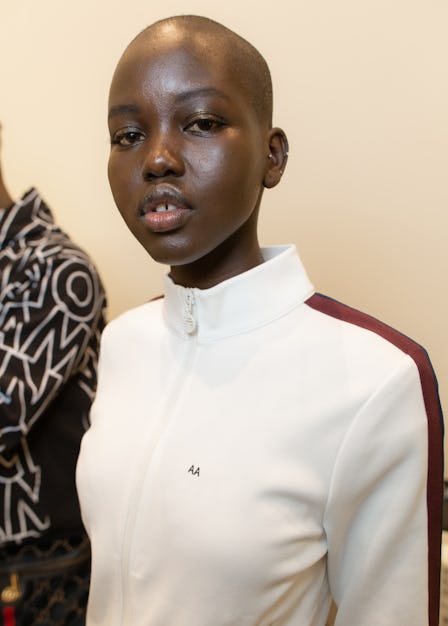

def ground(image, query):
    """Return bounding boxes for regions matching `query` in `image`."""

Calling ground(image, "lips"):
[138,186,192,233]
[153,203,179,213]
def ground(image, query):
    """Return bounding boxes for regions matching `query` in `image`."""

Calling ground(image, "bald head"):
[108,14,289,280]
[125,15,273,127]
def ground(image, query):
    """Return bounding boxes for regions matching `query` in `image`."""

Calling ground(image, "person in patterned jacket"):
[0,125,106,626]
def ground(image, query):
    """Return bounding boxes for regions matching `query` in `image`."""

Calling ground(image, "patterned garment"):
[0,531,91,626]
[0,188,106,545]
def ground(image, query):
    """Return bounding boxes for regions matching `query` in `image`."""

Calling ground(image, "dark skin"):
[0,126,14,208]
[108,22,288,289]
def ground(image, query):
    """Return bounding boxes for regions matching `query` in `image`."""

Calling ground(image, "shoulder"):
[34,242,106,322]
[299,293,442,428]
[101,297,164,346]
[303,292,433,375]
[18,189,103,279]
[26,208,106,310]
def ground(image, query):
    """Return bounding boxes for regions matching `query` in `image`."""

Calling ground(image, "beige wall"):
[1,1,446,459]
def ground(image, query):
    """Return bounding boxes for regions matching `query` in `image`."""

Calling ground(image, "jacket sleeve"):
[0,252,105,455]
[324,356,443,626]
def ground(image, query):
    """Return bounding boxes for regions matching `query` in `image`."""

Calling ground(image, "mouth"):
[139,185,190,214]
[152,203,180,213]
[138,187,192,233]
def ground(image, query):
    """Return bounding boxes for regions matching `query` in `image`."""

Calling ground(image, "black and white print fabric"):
[0,189,105,544]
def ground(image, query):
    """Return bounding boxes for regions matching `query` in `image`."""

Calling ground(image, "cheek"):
[108,155,140,206]
[192,141,262,197]
[191,143,226,179]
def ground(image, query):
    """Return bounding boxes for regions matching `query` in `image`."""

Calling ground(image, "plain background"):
[1,0,446,464]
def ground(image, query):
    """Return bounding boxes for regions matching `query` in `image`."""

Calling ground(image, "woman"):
[76,15,443,626]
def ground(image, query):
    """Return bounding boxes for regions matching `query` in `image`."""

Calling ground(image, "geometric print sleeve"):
[0,188,106,544]
[0,244,106,456]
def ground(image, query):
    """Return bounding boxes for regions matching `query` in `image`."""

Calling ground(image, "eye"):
[110,129,145,147]
[185,116,226,135]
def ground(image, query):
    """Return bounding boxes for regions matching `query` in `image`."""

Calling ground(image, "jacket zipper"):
[120,289,197,624]
[183,289,196,334]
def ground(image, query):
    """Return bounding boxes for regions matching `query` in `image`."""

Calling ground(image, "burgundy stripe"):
[306,292,443,626]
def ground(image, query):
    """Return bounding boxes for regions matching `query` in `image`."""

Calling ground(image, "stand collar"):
[162,245,314,341]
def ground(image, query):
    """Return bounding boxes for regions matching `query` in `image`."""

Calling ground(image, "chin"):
[137,237,197,267]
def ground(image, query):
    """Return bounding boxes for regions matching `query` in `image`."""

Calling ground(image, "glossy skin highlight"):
[108,24,287,289]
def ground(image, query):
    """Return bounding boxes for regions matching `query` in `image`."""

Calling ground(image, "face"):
[108,32,285,287]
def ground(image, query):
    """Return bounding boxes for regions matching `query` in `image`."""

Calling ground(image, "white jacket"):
[77,245,443,626]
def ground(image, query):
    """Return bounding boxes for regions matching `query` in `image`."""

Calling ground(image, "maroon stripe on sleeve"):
[306,292,444,626]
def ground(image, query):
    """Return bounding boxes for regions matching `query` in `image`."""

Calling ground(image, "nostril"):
[143,165,181,181]
[142,150,184,179]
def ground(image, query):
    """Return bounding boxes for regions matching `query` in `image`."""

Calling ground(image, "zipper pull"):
[183,289,197,334]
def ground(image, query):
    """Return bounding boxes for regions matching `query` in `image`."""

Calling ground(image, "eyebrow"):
[108,87,231,120]
[108,104,141,120]
[173,87,231,104]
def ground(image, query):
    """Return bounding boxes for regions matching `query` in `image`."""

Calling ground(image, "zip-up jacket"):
[77,245,443,626]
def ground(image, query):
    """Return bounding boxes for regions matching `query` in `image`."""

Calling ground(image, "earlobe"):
[263,128,289,189]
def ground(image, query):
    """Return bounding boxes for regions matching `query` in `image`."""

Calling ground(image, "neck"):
[169,234,264,290]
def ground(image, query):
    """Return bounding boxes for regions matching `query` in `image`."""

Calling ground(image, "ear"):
[263,128,289,189]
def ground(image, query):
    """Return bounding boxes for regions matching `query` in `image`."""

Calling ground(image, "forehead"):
[110,33,249,108]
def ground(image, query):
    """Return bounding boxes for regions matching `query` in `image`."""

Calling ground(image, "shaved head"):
[107,13,288,285]
[125,15,273,127]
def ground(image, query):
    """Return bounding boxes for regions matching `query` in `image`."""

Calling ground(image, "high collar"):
[0,188,55,250]
[162,245,314,342]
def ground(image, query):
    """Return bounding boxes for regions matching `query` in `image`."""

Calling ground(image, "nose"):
[142,130,184,180]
